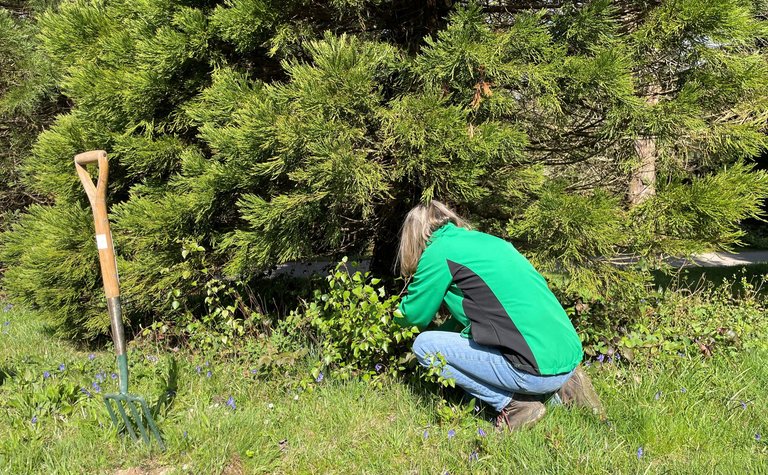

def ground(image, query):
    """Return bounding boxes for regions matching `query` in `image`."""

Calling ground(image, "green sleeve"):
[396,247,452,331]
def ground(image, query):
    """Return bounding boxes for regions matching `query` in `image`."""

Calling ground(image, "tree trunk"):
[369,186,420,278]
[628,87,660,206]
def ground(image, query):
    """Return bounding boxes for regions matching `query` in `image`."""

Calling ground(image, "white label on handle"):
[96,234,108,250]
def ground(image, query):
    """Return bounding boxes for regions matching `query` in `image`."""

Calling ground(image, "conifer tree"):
[1,0,767,340]
[0,1,59,226]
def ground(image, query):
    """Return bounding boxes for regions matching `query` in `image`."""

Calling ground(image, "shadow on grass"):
[151,356,179,420]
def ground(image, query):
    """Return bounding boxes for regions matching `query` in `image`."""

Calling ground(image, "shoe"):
[556,365,605,418]
[496,395,547,432]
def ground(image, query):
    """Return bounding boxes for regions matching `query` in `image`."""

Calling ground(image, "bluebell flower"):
[447,429,456,439]
[226,396,236,411]
[315,371,324,383]
[111,373,117,379]
[250,369,258,374]
[584,361,591,367]
[196,365,201,374]
[680,387,686,393]
[95,372,105,382]
[92,381,101,393]
[597,354,605,363]
[183,431,188,438]
[654,391,661,401]
[58,363,65,371]
[206,370,212,378]
[756,433,761,442]
[88,353,96,361]
[477,428,486,437]
[423,430,429,440]
[740,401,747,410]
[3,320,9,325]
[637,446,644,459]
[80,387,92,398]
[31,415,37,424]
[469,451,479,462]
[43,371,51,379]
[375,363,383,373]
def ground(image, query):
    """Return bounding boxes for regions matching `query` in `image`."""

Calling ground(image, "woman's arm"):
[395,247,452,331]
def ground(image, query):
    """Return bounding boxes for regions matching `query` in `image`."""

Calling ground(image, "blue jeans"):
[412,331,575,412]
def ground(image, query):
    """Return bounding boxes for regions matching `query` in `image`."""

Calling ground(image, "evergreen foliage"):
[1,0,767,339]
[0,1,60,227]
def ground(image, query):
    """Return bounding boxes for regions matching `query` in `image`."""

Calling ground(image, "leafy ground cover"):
[1,303,767,474]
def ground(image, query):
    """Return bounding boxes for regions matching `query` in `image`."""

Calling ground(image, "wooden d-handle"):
[75,150,120,300]
[74,150,108,207]
[75,150,107,165]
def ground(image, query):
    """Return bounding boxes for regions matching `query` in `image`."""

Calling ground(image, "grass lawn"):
[1,303,767,474]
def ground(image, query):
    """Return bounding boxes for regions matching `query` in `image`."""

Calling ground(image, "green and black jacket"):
[396,223,582,376]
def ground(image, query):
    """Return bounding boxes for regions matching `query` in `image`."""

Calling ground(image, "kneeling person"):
[394,201,603,430]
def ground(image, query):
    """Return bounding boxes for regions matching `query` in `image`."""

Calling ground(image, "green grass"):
[1,304,767,474]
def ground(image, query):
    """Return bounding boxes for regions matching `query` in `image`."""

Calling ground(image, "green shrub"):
[284,258,419,387]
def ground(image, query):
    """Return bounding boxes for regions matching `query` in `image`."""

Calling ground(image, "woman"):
[394,201,603,431]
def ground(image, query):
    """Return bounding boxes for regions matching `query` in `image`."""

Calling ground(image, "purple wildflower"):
[250,369,258,374]
[680,387,687,393]
[111,373,117,380]
[423,430,429,439]
[597,354,605,363]
[584,361,591,367]
[95,372,105,382]
[447,429,456,439]
[756,433,761,442]
[88,353,95,361]
[196,365,201,374]
[469,451,479,462]
[206,370,212,378]
[226,396,236,411]
[315,371,324,383]
[31,415,37,424]
[80,387,92,398]
[740,401,747,410]
[183,431,188,438]
[654,391,661,401]
[58,363,65,371]
[3,320,9,325]
[375,363,383,373]
[3,303,12,312]
[204,361,209,366]
[637,446,644,459]
[43,371,51,379]
[478,428,486,437]
[92,381,101,393]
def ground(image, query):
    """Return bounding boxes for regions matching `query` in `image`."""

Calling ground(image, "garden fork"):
[75,150,165,450]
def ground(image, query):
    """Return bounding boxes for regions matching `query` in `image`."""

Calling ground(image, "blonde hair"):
[396,200,469,277]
